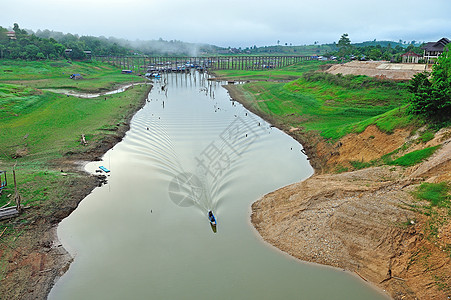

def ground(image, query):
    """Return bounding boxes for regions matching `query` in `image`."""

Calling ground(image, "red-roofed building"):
[401,51,421,63]
[6,31,16,40]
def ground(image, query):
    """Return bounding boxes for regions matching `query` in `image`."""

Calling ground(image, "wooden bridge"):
[93,55,315,73]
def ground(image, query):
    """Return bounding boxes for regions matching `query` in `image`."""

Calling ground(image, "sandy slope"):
[251,126,451,299]
[326,61,432,81]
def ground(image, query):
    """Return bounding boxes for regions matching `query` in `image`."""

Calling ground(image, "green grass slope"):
[234,72,411,140]
[0,59,149,209]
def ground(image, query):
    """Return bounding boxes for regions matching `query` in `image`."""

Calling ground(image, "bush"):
[408,46,451,123]
[350,160,372,170]
[419,131,435,143]
[414,182,450,207]
[389,145,440,167]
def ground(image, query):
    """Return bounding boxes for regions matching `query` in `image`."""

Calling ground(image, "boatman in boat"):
[208,211,214,221]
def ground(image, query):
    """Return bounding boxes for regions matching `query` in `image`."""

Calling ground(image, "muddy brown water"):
[49,72,388,299]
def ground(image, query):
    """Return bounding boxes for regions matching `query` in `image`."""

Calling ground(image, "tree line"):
[0,23,132,60]
[0,25,426,61]
[0,23,221,60]
[331,33,425,62]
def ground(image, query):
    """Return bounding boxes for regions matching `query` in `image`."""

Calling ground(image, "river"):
[49,71,388,299]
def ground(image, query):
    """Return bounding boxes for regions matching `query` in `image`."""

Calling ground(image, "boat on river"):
[145,72,161,78]
[208,210,217,227]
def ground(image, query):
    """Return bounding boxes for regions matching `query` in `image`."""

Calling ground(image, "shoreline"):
[222,84,325,173]
[223,82,451,300]
[48,83,153,295]
[3,74,448,299]
[0,83,152,299]
[246,201,392,299]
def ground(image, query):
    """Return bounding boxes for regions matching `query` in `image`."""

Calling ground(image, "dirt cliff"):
[252,126,451,299]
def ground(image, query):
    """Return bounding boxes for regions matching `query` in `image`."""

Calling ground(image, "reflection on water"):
[210,223,217,233]
[49,71,388,300]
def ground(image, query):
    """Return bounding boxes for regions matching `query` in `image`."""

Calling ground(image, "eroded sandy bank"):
[224,83,451,300]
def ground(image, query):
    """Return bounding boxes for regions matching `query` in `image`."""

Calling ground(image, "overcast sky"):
[2,0,450,47]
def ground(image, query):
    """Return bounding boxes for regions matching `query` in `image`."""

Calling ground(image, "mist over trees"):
[2,25,238,60]
[34,28,220,56]
[0,23,220,60]
[0,24,429,61]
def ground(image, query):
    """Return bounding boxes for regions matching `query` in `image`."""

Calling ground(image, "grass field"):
[213,60,332,82]
[0,59,143,92]
[227,67,412,141]
[0,59,150,208]
[0,83,149,161]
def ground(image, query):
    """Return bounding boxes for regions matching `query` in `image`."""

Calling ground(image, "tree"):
[338,33,351,48]
[0,44,5,59]
[0,27,8,42]
[337,33,352,57]
[13,23,20,33]
[368,48,382,60]
[24,44,39,59]
[408,45,451,123]
[12,23,27,35]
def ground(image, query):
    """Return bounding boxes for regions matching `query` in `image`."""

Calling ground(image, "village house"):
[422,37,450,63]
[83,50,92,59]
[6,31,16,40]
[401,51,422,63]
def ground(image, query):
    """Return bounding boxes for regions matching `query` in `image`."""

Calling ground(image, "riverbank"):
[223,82,451,299]
[0,59,152,299]
[0,85,151,299]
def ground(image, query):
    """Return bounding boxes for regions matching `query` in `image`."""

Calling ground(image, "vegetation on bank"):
[412,181,451,261]
[219,49,451,295]
[0,59,144,91]
[0,59,149,207]
[388,146,441,167]
[217,61,411,141]
[0,59,153,290]
[415,182,450,208]
[214,60,331,81]
[408,46,451,126]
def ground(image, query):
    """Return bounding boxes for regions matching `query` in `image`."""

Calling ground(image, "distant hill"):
[353,40,424,48]
[0,23,428,59]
